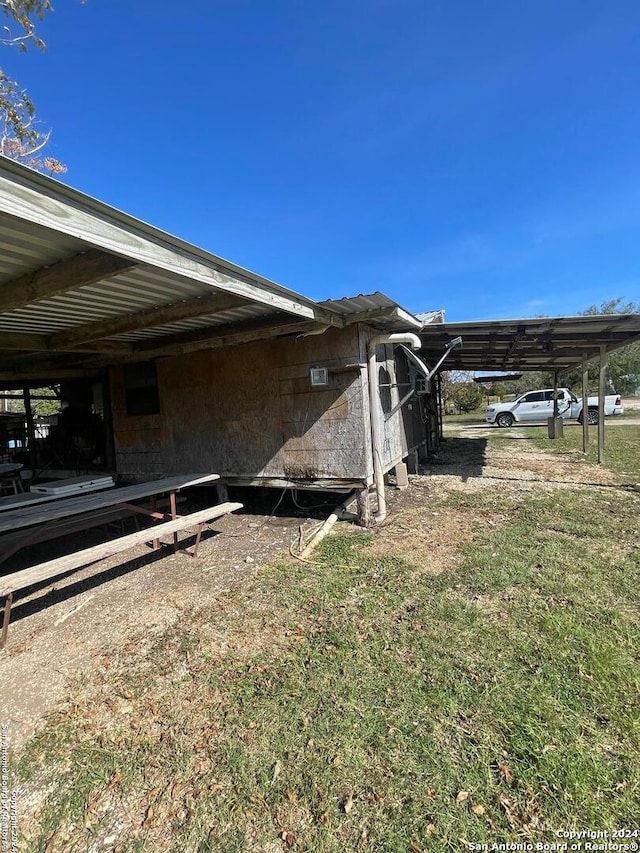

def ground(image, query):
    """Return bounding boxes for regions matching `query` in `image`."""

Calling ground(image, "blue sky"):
[6,0,640,320]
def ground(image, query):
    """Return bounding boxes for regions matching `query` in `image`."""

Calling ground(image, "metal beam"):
[598,345,607,464]
[582,356,589,455]
[0,249,135,314]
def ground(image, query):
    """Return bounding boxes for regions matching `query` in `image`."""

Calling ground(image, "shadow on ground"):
[421,436,488,482]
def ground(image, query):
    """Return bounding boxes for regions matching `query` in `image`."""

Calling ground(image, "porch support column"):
[598,345,607,464]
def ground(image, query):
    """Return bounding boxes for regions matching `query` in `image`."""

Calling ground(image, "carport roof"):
[418,314,640,372]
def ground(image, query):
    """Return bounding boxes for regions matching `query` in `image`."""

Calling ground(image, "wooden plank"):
[0,502,243,595]
[0,496,185,555]
[0,369,99,383]
[0,332,51,351]
[0,249,135,313]
[0,473,220,533]
[132,318,325,357]
[48,293,248,349]
[0,491,63,512]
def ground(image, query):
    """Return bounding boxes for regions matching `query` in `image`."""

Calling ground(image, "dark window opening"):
[124,361,160,416]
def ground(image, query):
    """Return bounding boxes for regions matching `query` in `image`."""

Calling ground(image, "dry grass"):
[6,430,640,851]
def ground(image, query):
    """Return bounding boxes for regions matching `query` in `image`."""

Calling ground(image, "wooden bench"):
[0,496,186,557]
[0,501,242,649]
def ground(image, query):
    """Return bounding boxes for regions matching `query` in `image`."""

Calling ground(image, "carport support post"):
[581,357,589,454]
[552,372,559,418]
[598,345,607,464]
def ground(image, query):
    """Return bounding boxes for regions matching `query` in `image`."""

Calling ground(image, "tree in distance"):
[1,0,69,172]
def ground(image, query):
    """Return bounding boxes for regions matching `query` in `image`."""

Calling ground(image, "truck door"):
[517,391,545,421]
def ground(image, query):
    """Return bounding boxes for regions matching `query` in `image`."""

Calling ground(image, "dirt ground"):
[0,429,625,751]
[0,489,336,750]
[369,422,621,573]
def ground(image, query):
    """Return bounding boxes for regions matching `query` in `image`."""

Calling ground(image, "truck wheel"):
[587,408,599,426]
[496,412,514,428]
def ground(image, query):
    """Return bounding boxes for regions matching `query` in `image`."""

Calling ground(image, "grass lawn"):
[512,423,640,482]
[443,411,486,427]
[10,429,640,851]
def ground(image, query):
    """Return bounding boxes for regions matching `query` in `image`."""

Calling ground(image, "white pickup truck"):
[486,388,624,428]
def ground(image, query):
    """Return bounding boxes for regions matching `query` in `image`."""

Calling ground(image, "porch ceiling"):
[0,159,337,384]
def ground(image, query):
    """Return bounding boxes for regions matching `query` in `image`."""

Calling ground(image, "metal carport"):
[418,314,640,462]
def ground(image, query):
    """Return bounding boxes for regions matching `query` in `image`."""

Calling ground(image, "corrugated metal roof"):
[0,161,431,382]
[0,260,274,336]
[419,314,640,371]
[416,309,445,325]
[0,158,320,313]
[0,161,336,380]
[0,217,85,283]
[320,292,424,331]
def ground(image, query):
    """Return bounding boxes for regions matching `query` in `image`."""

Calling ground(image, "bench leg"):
[1,593,13,650]
[150,497,160,550]
[170,490,179,553]
[192,523,204,558]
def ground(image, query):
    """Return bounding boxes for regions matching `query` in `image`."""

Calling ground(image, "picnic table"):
[0,462,24,496]
[0,473,242,648]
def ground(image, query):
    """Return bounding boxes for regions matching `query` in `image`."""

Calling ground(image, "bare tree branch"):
[0,0,68,172]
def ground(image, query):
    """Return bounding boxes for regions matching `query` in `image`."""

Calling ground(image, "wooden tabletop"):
[0,473,219,534]
[0,463,23,475]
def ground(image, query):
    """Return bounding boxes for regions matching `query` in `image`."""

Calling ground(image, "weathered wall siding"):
[111,326,372,482]
[110,365,165,478]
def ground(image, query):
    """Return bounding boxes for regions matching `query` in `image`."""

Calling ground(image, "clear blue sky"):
[7,0,640,320]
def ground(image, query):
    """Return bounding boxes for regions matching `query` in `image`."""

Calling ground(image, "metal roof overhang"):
[319,292,424,333]
[0,158,343,384]
[418,315,640,372]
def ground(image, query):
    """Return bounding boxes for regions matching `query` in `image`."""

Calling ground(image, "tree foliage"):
[1,0,66,171]
[4,385,60,416]
[564,298,640,395]
[447,381,485,413]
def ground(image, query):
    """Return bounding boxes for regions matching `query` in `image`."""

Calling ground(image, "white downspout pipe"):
[367,332,422,523]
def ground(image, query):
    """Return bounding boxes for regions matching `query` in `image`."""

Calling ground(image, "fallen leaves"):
[141,804,154,830]
[498,792,521,829]
[342,792,355,814]
[456,790,469,804]
[497,761,514,786]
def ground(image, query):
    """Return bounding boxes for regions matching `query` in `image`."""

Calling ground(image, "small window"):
[543,391,555,401]
[124,361,160,416]
[521,392,544,403]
